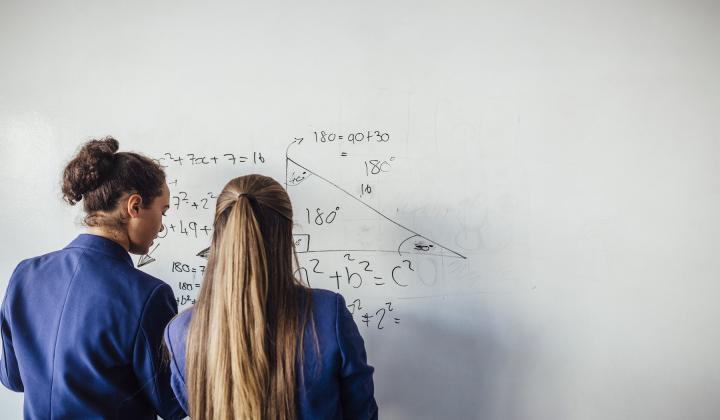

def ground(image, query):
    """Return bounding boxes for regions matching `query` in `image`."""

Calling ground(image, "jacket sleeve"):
[336,293,379,420]
[132,284,186,420]
[163,321,189,414]
[1,262,25,392]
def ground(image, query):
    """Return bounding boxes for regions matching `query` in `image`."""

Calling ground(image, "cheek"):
[139,215,160,238]
[153,215,163,231]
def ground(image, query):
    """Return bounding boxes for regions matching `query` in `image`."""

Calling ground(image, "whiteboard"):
[1,1,719,419]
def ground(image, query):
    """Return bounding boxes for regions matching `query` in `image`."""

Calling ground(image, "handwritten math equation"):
[168,254,408,330]
[141,131,465,334]
[153,152,266,168]
[294,252,414,290]
[347,299,400,330]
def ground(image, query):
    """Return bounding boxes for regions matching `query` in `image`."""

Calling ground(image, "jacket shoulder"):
[309,288,341,306]
[5,249,72,292]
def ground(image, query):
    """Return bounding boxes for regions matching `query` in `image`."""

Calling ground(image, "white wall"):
[1,1,719,419]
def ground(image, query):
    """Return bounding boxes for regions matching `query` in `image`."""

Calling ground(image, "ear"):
[126,193,144,218]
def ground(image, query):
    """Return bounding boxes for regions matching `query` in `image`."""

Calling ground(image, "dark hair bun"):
[62,137,120,205]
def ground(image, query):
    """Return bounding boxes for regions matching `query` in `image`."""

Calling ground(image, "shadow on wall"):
[370,306,539,420]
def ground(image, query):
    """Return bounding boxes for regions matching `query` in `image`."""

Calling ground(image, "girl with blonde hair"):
[164,174,378,419]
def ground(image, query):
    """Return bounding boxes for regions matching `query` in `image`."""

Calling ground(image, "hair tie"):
[237,192,292,221]
[238,192,258,205]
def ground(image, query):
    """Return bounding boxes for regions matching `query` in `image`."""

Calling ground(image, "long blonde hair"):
[186,174,313,420]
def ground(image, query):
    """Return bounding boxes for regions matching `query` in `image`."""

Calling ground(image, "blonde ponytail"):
[186,175,312,420]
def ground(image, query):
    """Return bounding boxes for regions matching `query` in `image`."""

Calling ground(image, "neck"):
[86,227,130,252]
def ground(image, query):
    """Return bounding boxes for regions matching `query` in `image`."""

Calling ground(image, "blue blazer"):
[0,234,185,420]
[164,288,378,419]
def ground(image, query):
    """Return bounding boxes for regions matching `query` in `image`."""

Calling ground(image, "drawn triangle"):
[286,156,465,259]
[137,255,155,267]
[137,243,160,268]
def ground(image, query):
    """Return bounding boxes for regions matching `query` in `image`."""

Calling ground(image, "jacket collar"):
[65,234,134,267]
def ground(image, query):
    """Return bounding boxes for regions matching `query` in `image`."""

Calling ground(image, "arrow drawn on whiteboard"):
[137,243,160,268]
[197,247,210,259]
